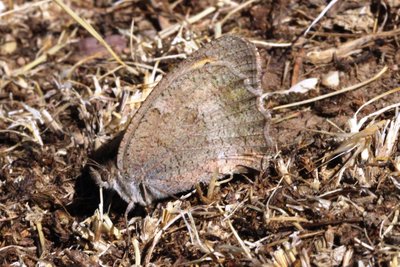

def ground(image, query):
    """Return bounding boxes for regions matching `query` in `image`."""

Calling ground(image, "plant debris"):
[1,0,400,266]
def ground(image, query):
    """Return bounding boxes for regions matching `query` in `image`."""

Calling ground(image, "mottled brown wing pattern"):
[116,35,269,205]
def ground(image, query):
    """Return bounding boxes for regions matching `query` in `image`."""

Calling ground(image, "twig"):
[217,204,252,259]
[12,43,68,76]
[159,7,216,39]
[0,245,36,253]
[53,0,126,67]
[0,0,51,18]
[272,66,388,110]
[214,0,259,37]
[133,238,141,266]
[250,39,292,47]
[303,0,339,36]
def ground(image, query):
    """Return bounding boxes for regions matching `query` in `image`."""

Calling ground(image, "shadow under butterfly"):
[91,35,272,213]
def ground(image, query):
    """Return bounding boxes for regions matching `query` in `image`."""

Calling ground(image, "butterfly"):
[92,35,270,212]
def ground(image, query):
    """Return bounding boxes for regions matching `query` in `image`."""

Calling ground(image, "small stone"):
[321,71,340,89]
[0,41,17,55]
[17,57,26,66]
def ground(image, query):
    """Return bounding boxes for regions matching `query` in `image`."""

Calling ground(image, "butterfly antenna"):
[86,158,103,168]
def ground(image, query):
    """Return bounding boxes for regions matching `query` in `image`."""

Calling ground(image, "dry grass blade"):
[251,39,292,47]
[215,0,259,37]
[307,29,400,64]
[158,6,216,39]
[354,87,400,119]
[0,0,51,18]
[352,102,400,132]
[272,66,388,110]
[216,204,252,259]
[327,120,387,159]
[2,1,400,265]
[303,0,340,36]
[351,86,400,131]
[53,0,126,67]
[11,42,68,76]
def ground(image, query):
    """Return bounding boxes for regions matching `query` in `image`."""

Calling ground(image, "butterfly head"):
[90,161,154,207]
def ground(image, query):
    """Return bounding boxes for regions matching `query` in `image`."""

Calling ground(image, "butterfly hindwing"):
[116,35,269,203]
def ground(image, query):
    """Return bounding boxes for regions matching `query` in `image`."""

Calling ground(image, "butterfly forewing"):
[117,35,269,202]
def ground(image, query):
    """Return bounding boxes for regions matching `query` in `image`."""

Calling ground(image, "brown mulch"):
[1,0,400,266]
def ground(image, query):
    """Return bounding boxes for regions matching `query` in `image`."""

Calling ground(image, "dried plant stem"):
[132,238,141,266]
[217,205,252,259]
[272,66,388,111]
[355,86,400,118]
[53,0,126,67]
[0,245,36,253]
[221,0,259,25]
[159,6,216,39]
[36,222,46,256]
[12,43,68,76]
[250,39,292,47]
[0,0,51,18]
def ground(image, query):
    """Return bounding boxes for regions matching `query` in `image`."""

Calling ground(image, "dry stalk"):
[216,204,252,259]
[214,0,259,37]
[272,66,388,111]
[132,238,141,266]
[250,39,292,47]
[0,0,51,18]
[144,206,205,265]
[307,29,400,64]
[11,42,68,76]
[158,6,216,39]
[53,0,125,67]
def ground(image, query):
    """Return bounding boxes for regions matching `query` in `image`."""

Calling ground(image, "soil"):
[1,0,400,266]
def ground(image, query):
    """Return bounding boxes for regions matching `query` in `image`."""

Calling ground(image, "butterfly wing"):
[117,35,269,204]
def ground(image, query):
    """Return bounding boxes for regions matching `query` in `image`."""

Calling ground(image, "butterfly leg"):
[124,201,135,247]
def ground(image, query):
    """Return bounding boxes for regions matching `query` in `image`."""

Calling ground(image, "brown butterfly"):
[92,35,270,211]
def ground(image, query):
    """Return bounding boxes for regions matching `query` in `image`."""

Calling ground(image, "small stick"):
[272,66,388,111]
[291,48,304,86]
[159,7,216,39]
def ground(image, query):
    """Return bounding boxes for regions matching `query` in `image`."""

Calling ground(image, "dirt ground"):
[1,0,400,266]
